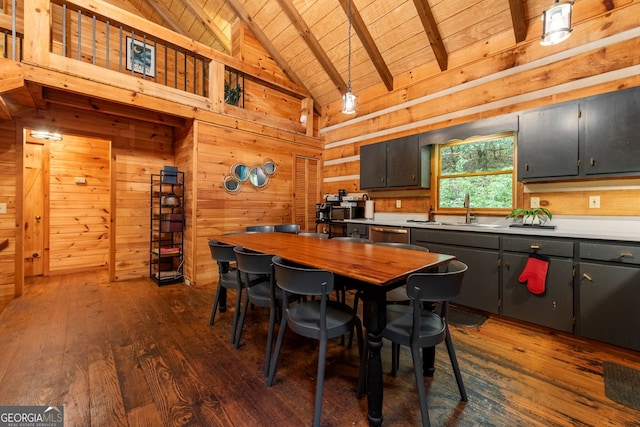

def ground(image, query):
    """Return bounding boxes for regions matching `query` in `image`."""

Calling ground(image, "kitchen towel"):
[518,253,550,294]
[365,200,375,219]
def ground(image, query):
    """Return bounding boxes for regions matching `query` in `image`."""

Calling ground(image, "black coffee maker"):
[316,203,331,222]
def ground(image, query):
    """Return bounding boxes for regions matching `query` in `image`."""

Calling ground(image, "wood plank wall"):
[319,1,640,217]
[189,119,321,287]
[0,122,17,298]
[47,133,111,273]
[0,105,174,298]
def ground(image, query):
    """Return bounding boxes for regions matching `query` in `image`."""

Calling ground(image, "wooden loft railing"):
[0,0,314,133]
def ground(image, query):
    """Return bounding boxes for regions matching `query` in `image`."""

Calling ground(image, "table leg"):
[362,288,387,427]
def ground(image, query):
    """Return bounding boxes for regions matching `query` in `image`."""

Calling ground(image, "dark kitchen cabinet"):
[412,229,500,314]
[578,241,640,352]
[581,86,640,176]
[518,100,579,180]
[360,142,387,189]
[501,236,574,333]
[518,86,640,182]
[360,135,430,189]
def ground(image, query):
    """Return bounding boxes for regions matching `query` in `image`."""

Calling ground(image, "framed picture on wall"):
[126,37,156,77]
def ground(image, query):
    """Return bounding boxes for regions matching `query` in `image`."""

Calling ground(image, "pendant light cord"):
[347,0,352,93]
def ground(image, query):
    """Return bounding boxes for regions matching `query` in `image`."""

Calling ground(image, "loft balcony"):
[0,0,315,136]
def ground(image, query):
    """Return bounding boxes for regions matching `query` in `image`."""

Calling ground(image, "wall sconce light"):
[30,130,63,141]
[342,0,356,114]
[300,108,308,124]
[541,0,574,46]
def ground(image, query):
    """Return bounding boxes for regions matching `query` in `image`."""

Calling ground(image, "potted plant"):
[224,84,242,106]
[506,207,553,226]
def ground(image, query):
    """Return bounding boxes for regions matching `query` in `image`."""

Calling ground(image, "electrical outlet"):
[395,199,402,208]
[589,195,600,209]
[530,197,540,208]
[0,203,6,214]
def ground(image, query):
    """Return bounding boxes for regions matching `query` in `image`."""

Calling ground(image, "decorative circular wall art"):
[223,159,277,194]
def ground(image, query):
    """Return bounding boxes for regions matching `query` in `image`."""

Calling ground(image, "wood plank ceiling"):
[107,0,540,111]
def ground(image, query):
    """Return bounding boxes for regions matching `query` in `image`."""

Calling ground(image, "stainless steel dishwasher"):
[368,225,411,244]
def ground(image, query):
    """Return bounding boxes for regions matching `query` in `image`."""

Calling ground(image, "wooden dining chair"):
[207,239,242,344]
[382,260,469,427]
[267,255,366,427]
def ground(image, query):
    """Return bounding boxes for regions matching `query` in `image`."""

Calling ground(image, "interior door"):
[24,140,46,276]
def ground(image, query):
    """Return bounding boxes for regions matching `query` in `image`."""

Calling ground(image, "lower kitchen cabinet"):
[413,230,500,314]
[578,241,640,352]
[501,237,574,333]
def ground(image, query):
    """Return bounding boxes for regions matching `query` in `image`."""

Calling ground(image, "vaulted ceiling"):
[112,0,554,110]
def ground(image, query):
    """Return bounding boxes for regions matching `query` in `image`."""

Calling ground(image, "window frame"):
[433,131,517,216]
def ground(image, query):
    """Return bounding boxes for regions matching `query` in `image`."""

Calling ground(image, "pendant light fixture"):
[540,0,574,46]
[342,0,356,114]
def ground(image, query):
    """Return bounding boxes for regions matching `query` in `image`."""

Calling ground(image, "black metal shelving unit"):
[150,169,185,285]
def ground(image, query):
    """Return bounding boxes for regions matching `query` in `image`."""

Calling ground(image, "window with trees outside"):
[436,132,515,211]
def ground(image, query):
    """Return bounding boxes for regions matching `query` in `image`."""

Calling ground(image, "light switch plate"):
[530,197,540,208]
[0,203,6,214]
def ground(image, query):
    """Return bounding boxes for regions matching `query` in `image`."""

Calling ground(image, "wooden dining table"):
[211,232,455,426]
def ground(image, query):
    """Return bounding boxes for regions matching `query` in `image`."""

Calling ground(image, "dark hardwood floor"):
[1,270,639,426]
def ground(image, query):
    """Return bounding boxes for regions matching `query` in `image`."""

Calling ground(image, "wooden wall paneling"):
[524,189,640,217]
[47,134,110,273]
[12,104,174,283]
[0,121,17,296]
[173,121,194,284]
[322,0,640,130]
[191,120,321,286]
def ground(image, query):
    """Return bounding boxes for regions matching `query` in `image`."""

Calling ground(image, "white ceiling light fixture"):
[342,0,356,114]
[541,0,574,46]
[30,130,63,141]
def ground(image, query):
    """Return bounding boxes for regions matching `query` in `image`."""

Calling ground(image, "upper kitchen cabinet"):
[518,86,640,182]
[581,86,640,176]
[518,100,579,180]
[360,135,430,189]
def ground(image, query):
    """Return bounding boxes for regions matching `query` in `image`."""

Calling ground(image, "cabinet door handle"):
[524,164,529,171]
[582,273,592,281]
[590,157,596,166]
[530,245,540,249]
[620,252,633,257]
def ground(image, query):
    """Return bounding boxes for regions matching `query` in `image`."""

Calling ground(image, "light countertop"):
[345,214,640,243]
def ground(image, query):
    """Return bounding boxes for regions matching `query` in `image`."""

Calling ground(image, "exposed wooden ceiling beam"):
[508,0,528,43]
[42,87,187,128]
[0,96,12,120]
[412,0,448,71]
[337,0,393,92]
[142,0,190,38]
[179,0,231,53]
[26,82,47,109]
[224,0,321,114]
[276,0,347,94]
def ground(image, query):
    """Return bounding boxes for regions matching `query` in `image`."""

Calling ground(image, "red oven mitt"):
[518,253,550,295]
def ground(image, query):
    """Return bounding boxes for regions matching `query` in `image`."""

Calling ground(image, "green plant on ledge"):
[506,207,553,225]
[224,84,242,106]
